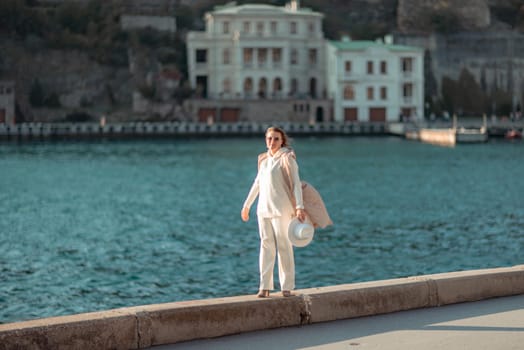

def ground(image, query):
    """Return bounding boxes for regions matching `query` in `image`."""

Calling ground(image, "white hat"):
[288,218,315,247]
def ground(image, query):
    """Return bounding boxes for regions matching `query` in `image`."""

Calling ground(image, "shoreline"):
[1,265,523,350]
[1,121,522,141]
[0,121,390,141]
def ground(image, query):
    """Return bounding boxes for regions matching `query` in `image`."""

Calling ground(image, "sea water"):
[1,137,523,323]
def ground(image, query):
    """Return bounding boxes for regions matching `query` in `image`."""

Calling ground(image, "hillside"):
[1,0,524,122]
[189,0,524,38]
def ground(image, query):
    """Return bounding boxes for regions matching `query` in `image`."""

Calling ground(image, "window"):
[402,57,413,73]
[258,77,267,98]
[345,61,352,74]
[290,78,298,94]
[380,86,387,100]
[244,78,253,93]
[290,21,297,34]
[243,48,253,66]
[308,22,315,34]
[403,83,413,97]
[223,78,231,93]
[273,78,282,92]
[343,85,355,100]
[223,48,230,64]
[309,49,317,65]
[367,87,374,100]
[291,48,298,65]
[270,21,277,34]
[380,61,387,74]
[367,61,373,74]
[196,49,207,63]
[256,22,264,36]
[243,21,250,34]
[223,21,230,34]
[272,48,282,64]
[258,48,267,66]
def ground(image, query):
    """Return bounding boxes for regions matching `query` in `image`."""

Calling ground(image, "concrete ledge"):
[429,265,524,305]
[302,277,436,323]
[1,265,523,350]
[0,310,137,350]
[129,295,306,347]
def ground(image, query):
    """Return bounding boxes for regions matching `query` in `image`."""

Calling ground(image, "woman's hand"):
[241,207,250,222]
[296,208,306,222]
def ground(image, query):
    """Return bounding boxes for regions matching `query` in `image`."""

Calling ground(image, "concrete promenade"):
[1,265,523,350]
[152,294,524,350]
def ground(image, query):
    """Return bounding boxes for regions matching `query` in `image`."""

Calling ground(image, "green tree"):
[456,68,487,116]
[44,92,61,108]
[29,79,44,107]
[490,89,513,116]
[54,1,89,34]
[0,0,48,37]
[441,76,458,114]
[431,9,460,34]
[173,4,195,30]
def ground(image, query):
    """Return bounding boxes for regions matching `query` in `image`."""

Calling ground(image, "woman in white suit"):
[241,126,306,298]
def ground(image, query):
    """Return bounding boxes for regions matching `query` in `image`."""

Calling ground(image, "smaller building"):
[0,81,15,125]
[326,38,424,122]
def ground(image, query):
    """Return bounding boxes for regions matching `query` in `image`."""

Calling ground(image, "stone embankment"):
[1,120,522,141]
[0,121,389,140]
[0,265,523,350]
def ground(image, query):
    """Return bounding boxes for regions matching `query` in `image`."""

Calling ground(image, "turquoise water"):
[1,137,523,323]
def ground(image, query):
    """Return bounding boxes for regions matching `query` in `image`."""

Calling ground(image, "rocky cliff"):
[397,0,491,33]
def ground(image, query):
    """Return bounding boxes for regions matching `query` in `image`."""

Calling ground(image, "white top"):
[243,148,304,218]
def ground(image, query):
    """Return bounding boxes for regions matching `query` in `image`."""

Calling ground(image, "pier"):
[1,265,523,349]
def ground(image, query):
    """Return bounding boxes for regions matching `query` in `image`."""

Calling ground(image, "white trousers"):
[257,216,295,291]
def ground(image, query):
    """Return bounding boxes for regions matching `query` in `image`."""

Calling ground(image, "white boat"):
[455,126,488,143]
[417,115,488,146]
[454,114,488,143]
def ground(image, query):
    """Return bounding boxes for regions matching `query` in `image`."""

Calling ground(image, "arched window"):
[258,77,267,98]
[244,78,253,95]
[273,78,282,92]
[290,78,298,96]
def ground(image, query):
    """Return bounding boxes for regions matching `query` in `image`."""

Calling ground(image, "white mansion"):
[186,0,423,123]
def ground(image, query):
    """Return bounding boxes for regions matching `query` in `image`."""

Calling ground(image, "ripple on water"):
[0,138,523,323]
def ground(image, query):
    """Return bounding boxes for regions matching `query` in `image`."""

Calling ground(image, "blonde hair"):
[266,126,290,147]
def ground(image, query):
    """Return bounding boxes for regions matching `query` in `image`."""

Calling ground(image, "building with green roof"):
[326,38,424,122]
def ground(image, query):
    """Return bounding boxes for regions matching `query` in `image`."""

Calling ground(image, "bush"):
[65,111,94,122]
[172,84,194,104]
[29,79,45,107]
[138,84,156,99]
[44,92,61,108]
[431,10,460,34]
[54,1,90,35]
